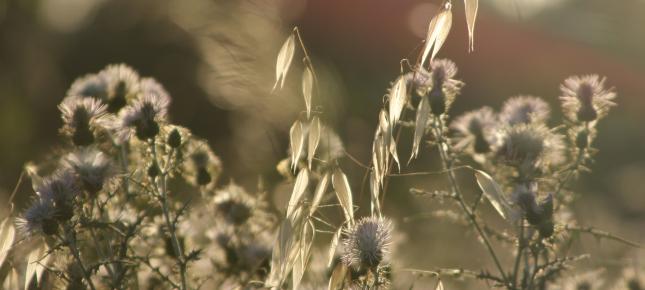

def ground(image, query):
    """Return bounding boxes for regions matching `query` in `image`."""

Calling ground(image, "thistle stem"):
[150,140,188,290]
[431,116,510,287]
[62,225,97,290]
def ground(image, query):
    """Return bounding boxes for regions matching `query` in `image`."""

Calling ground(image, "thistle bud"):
[167,128,182,148]
[538,220,555,238]
[148,162,160,179]
[575,128,589,149]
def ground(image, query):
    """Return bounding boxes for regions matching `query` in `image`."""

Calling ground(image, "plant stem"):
[150,141,188,290]
[512,221,525,288]
[431,116,510,287]
[63,225,97,290]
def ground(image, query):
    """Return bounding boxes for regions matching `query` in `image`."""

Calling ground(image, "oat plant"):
[0,4,642,290]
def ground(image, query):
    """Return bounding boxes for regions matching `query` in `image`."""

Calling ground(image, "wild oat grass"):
[0,4,639,290]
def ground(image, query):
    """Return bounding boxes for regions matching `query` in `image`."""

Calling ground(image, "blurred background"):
[1,0,644,288]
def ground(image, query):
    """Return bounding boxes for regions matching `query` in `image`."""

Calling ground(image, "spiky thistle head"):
[16,199,59,236]
[59,96,109,146]
[139,77,171,105]
[560,75,616,123]
[184,138,222,188]
[451,106,499,154]
[213,184,254,226]
[116,94,170,142]
[66,73,110,101]
[62,148,116,195]
[612,267,645,290]
[500,95,550,126]
[427,59,463,115]
[100,64,141,113]
[495,123,564,172]
[342,216,393,271]
[37,170,80,221]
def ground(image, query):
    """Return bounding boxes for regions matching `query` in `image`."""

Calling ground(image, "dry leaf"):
[474,169,514,221]
[327,263,348,290]
[302,66,314,118]
[25,241,48,290]
[273,33,296,90]
[327,226,343,267]
[464,0,479,52]
[0,217,15,267]
[388,76,408,128]
[287,169,309,220]
[369,172,382,216]
[290,120,306,172]
[420,2,453,67]
[3,268,19,290]
[332,168,354,225]
[410,96,431,162]
[309,172,330,216]
[308,116,321,169]
[436,279,445,290]
[293,220,315,289]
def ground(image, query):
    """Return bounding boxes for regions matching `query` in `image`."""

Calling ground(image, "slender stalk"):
[512,221,525,288]
[431,116,510,287]
[150,140,188,290]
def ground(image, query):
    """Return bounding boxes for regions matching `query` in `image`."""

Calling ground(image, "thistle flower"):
[16,199,58,236]
[560,75,616,123]
[451,106,499,154]
[495,123,564,171]
[612,267,645,290]
[99,64,141,113]
[63,148,115,195]
[427,59,462,115]
[554,269,606,290]
[404,59,462,115]
[184,139,222,187]
[66,73,110,101]
[139,77,171,105]
[213,184,254,226]
[59,96,109,146]
[499,96,550,126]
[116,94,170,142]
[342,216,393,271]
[37,170,80,221]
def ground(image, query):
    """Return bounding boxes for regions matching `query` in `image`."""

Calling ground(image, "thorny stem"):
[62,224,98,290]
[430,116,510,287]
[150,140,188,290]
